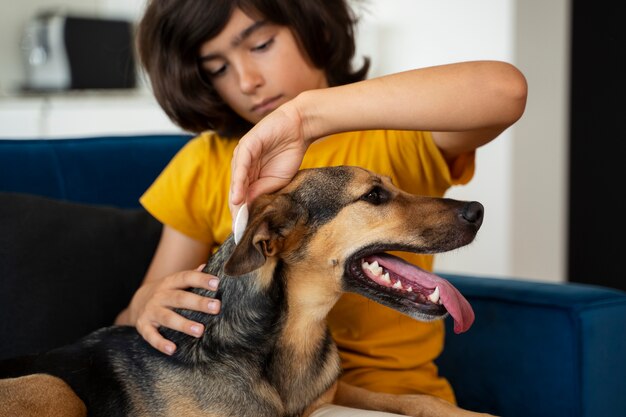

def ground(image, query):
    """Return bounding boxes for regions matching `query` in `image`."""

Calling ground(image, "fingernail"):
[190,324,203,336]
[208,300,220,313]
[164,344,176,355]
[208,278,219,291]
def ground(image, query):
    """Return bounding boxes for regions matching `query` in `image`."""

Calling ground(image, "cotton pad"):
[233,203,248,245]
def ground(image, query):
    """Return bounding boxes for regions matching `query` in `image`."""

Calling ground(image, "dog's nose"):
[461,201,484,227]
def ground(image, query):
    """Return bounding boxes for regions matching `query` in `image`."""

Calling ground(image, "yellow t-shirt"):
[140,129,474,403]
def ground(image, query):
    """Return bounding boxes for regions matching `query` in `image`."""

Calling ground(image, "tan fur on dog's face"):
[226,166,482,325]
[303,167,480,267]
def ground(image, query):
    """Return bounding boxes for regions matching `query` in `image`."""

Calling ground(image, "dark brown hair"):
[137,0,369,136]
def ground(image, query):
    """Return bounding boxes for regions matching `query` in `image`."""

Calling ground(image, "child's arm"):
[230,60,527,214]
[115,225,218,355]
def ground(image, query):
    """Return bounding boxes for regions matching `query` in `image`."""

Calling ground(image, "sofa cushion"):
[0,192,162,360]
[438,274,626,417]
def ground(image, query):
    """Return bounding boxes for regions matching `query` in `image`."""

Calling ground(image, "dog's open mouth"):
[348,252,475,333]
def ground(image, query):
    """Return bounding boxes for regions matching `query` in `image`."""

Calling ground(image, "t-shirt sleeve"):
[392,131,475,197]
[420,130,476,186]
[140,136,216,244]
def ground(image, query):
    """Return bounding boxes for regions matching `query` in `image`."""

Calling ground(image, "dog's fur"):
[0,166,491,417]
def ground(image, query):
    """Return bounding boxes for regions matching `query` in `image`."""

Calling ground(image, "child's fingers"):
[229,142,255,214]
[246,176,292,205]
[153,307,206,339]
[229,146,247,206]
[175,270,219,292]
[137,320,177,355]
[165,289,221,315]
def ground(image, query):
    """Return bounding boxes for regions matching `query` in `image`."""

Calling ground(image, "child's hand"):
[229,102,311,222]
[118,264,220,355]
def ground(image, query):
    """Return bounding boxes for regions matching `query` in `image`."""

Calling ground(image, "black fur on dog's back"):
[0,326,139,417]
[0,236,339,417]
[165,239,286,361]
[161,237,340,416]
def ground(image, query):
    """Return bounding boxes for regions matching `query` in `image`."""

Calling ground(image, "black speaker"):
[22,13,136,91]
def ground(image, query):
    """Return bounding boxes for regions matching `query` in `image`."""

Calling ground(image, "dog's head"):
[224,166,483,333]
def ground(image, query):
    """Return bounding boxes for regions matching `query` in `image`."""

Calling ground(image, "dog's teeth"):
[381,272,391,284]
[428,286,440,304]
[362,260,383,276]
[406,286,413,292]
[370,261,383,276]
[393,280,403,289]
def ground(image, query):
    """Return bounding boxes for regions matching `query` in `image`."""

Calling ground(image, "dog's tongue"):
[431,277,475,334]
[374,254,475,334]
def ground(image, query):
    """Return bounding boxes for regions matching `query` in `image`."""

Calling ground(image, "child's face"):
[198,8,328,124]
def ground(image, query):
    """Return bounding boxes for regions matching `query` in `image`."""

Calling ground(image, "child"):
[116,0,527,412]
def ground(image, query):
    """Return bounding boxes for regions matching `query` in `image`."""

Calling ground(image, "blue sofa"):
[1,135,625,417]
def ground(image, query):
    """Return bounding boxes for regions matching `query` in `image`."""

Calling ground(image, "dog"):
[0,166,491,417]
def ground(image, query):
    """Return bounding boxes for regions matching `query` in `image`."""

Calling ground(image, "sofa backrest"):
[0,135,192,208]
[438,274,626,417]
[0,135,193,358]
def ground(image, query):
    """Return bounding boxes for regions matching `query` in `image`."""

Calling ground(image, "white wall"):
[510,0,570,282]
[352,0,569,283]
[0,0,569,282]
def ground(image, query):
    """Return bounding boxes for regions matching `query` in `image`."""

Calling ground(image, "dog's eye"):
[361,186,389,205]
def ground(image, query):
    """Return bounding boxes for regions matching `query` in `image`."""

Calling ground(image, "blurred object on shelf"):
[21,11,136,91]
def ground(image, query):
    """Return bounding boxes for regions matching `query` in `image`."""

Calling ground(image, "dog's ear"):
[224,194,302,276]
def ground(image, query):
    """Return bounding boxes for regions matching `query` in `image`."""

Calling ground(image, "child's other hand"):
[119,264,220,356]
[229,102,311,222]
